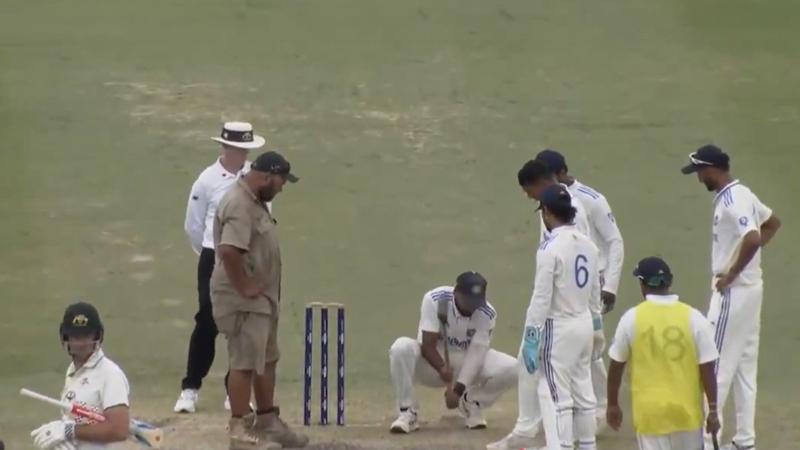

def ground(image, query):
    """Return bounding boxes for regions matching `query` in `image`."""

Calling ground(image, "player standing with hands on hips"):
[176,122,267,413]
[30,302,130,450]
[489,184,600,450]
[536,149,625,428]
[682,145,780,450]
[607,257,720,450]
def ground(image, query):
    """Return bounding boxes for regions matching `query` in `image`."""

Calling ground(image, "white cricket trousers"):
[514,317,596,450]
[388,337,517,411]
[637,429,703,450]
[705,282,762,450]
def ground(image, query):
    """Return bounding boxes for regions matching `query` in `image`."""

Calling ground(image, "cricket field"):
[1,1,798,449]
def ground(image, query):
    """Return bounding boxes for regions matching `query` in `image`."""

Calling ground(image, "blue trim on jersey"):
[723,189,734,207]
[431,289,454,302]
[477,305,496,320]
[576,186,600,200]
[714,289,731,374]
[542,319,558,404]
[713,180,740,207]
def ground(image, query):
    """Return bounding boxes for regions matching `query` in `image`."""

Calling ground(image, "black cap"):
[60,302,104,340]
[537,183,572,211]
[454,271,488,307]
[536,149,567,174]
[251,151,299,183]
[632,257,673,288]
[681,145,730,174]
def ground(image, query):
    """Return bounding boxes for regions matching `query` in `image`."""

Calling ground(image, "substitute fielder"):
[681,145,780,450]
[489,184,600,450]
[607,257,720,450]
[537,149,625,428]
[388,272,517,433]
[30,302,130,450]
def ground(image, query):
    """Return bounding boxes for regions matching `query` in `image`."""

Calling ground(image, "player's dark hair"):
[546,203,577,224]
[517,160,552,186]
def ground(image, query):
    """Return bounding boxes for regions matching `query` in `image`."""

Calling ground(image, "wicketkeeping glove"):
[522,326,542,374]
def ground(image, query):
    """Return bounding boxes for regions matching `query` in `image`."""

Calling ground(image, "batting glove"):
[521,326,542,374]
[31,420,75,449]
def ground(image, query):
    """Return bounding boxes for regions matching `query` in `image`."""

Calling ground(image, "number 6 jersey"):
[526,224,602,328]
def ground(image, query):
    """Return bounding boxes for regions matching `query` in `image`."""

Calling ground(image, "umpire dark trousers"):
[181,247,228,391]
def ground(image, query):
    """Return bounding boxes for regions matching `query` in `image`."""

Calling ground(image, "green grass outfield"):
[1,1,798,448]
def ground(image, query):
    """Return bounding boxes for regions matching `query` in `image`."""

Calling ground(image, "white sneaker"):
[459,394,487,429]
[486,432,537,450]
[389,409,419,434]
[174,389,198,413]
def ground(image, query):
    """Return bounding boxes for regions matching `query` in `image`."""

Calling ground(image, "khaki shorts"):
[215,312,280,373]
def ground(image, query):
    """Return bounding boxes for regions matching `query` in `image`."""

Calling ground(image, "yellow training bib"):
[630,300,704,435]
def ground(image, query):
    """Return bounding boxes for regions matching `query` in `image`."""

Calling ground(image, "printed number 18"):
[575,254,589,288]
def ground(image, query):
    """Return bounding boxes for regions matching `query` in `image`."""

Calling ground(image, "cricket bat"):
[20,388,163,448]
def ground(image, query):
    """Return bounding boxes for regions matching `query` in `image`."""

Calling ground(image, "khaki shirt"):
[210,179,281,317]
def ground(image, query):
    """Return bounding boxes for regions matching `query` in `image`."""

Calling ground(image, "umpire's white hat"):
[211,121,266,150]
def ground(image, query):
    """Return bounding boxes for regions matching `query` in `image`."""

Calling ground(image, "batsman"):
[388,272,517,433]
[30,302,131,450]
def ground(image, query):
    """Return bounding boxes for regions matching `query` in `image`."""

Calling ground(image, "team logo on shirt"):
[65,391,76,401]
[466,329,476,338]
[739,216,749,227]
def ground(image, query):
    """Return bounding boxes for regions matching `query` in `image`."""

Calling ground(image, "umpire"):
[175,122,266,413]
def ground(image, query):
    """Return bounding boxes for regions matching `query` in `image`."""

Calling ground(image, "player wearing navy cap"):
[682,145,780,450]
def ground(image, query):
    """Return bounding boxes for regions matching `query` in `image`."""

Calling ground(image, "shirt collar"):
[215,158,246,178]
[713,179,740,204]
[68,348,105,377]
[645,294,679,304]
[237,178,259,202]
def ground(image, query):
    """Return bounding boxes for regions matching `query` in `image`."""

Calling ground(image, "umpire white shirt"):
[61,349,130,449]
[184,159,250,254]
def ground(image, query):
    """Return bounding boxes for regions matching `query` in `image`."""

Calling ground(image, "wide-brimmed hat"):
[211,121,266,150]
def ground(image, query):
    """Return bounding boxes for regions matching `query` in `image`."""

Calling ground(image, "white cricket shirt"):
[184,159,253,253]
[608,295,719,364]
[567,180,625,295]
[527,224,601,328]
[539,184,591,243]
[711,180,773,286]
[61,349,130,450]
[417,286,496,352]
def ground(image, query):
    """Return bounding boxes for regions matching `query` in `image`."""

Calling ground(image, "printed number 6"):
[575,254,589,288]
